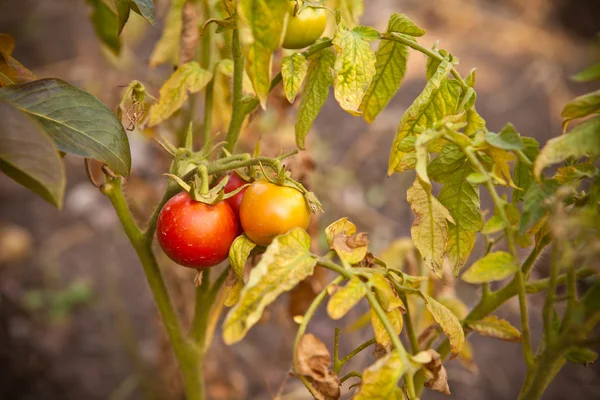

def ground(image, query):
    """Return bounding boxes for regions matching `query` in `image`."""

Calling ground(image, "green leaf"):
[436,159,482,274]
[572,63,600,83]
[407,179,454,277]
[281,53,307,103]
[327,276,367,320]
[86,0,121,55]
[295,48,335,149]
[485,123,524,150]
[420,291,465,355]
[332,25,377,114]
[115,0,131,34]
[425,48,448,81]
[482,215,505,235]
[534,115,600,179]
[359,16,410,123]
[565,347,598,366]
[222,228,316,344]
[562,89,600,119]
[352,26,381,41]
[386,13,425,36]
[415,129,445,186]
[228,234,256,282]
[0,78,131,176]
[0,100,65,208]
[512,137,539,203]
[354,350,405,400]
[388,58,461,174]
[461,251,518,284]
[466,315,521,342]
[519,180,559,235]
[428,143,466,181]
[238,0,288,109]
[464,107,487,136]
[131,0,156,25]
[148,62,213,126]
[149,0,184,67]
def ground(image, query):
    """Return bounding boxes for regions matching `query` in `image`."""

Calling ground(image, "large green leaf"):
[562,89,600,119]
[407,178,454,277]
[149,0,184,67]
[332,25,377,114]
[281,53,307,103]
[86,0,121,54]
[388,58,460,174]
[0,100,65,208]
[295,48,335,149]
[147,62,212,126]
[534,116,600,179]
[223,228,316,344]
[461,251,518,284]
[238,0,288,109]
[485,123,525,150]
[0,79,131,176]
[354,350,405,400]
[359,14,416,123]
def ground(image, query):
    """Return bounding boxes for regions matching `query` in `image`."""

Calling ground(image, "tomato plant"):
[240,179,311,246]
[282,1,328,50]
[1,1,599,400]
[156,191,238,269]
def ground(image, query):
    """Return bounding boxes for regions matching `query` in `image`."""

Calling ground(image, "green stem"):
[399,293,420,354]
[543,245,559,342]
[224,28,246,153]
[385,33,467,88]
[334,338,377,373]
[190,269,211,343]
[101,178,204,400]
[517,347,566,400]
[191,266,229,347]
[201,0,214,146]
[340,371,362,384]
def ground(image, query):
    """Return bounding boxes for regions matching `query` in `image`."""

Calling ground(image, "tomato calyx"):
[164,170,250,206]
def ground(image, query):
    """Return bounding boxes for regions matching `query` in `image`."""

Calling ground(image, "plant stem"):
[340,371,362,384]
[316,258,352,279]
[191,266,229,347]
[334,338,377,373]
[385,33,467,87]
[399,293,420,354]
[201,0,214,146]
[224,28,246,153]
[101,178,204,400]
[543,245,559,342]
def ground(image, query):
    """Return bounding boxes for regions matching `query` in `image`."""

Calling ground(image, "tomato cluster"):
[156,174,311,269]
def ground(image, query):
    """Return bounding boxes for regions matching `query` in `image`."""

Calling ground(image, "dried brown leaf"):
[296,334,341,400]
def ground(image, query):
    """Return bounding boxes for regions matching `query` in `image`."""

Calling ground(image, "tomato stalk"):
[224,28,247,153]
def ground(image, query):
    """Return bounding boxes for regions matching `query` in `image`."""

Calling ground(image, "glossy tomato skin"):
[240,180,311,246]
[282,2,327,50]
[156,192,238,269]
[221,172,249,219]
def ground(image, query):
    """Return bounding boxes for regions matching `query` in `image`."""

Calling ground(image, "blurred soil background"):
[1,0,600,399]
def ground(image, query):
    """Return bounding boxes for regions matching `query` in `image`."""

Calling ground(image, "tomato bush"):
[240,179,311,246]
[156,191,238,269]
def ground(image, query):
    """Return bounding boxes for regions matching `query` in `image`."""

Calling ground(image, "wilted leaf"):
[131,0,156,25]
[149,0,185,67]
[224,269,244,307]
[228,234,256,281]
[238,0,288,109]
[0,78,131,176]
[565,347,598,366]
[461,251,518,284]
[388,58,460,174]
[417,349,450,395]
[296,334,341,400]
[327,276,366,320]
[0,34,36,87]
[457,339,477,373]
[325,217,357,245]
[359,15,410,123]
[86,0,121,55]
[370,305,403,351]
[512,137,539,203]
[354,350,404,400]
[420,291,464,356]
[370,273,406,313]
[534,116,600,179]
[486,147,518,188]
[466,315,521,341]
[296,48,335,149]
[180,0,199,64]
[281,53,308,103]
[223,228,316,344]
[554,163,597,184]
[0,101,65,208]
[484,123,524,150]
[407,179,454,277]
[332,25,377,114]
[330,232,369,265]
[562,89,600,119]
[148,62,212,126]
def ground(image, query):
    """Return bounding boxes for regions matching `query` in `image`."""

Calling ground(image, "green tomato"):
[282,1,327,50]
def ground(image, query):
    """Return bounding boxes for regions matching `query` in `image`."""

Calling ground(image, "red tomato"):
[156,192,238,269]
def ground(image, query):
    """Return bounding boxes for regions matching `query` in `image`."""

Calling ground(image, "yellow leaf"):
[327,275,367,320]
[147,62,212,126]
[466,315,522,342]
[370,305,403,351]
[355,350,405,400]
[149,0,185,67]
[420,291,464,356]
